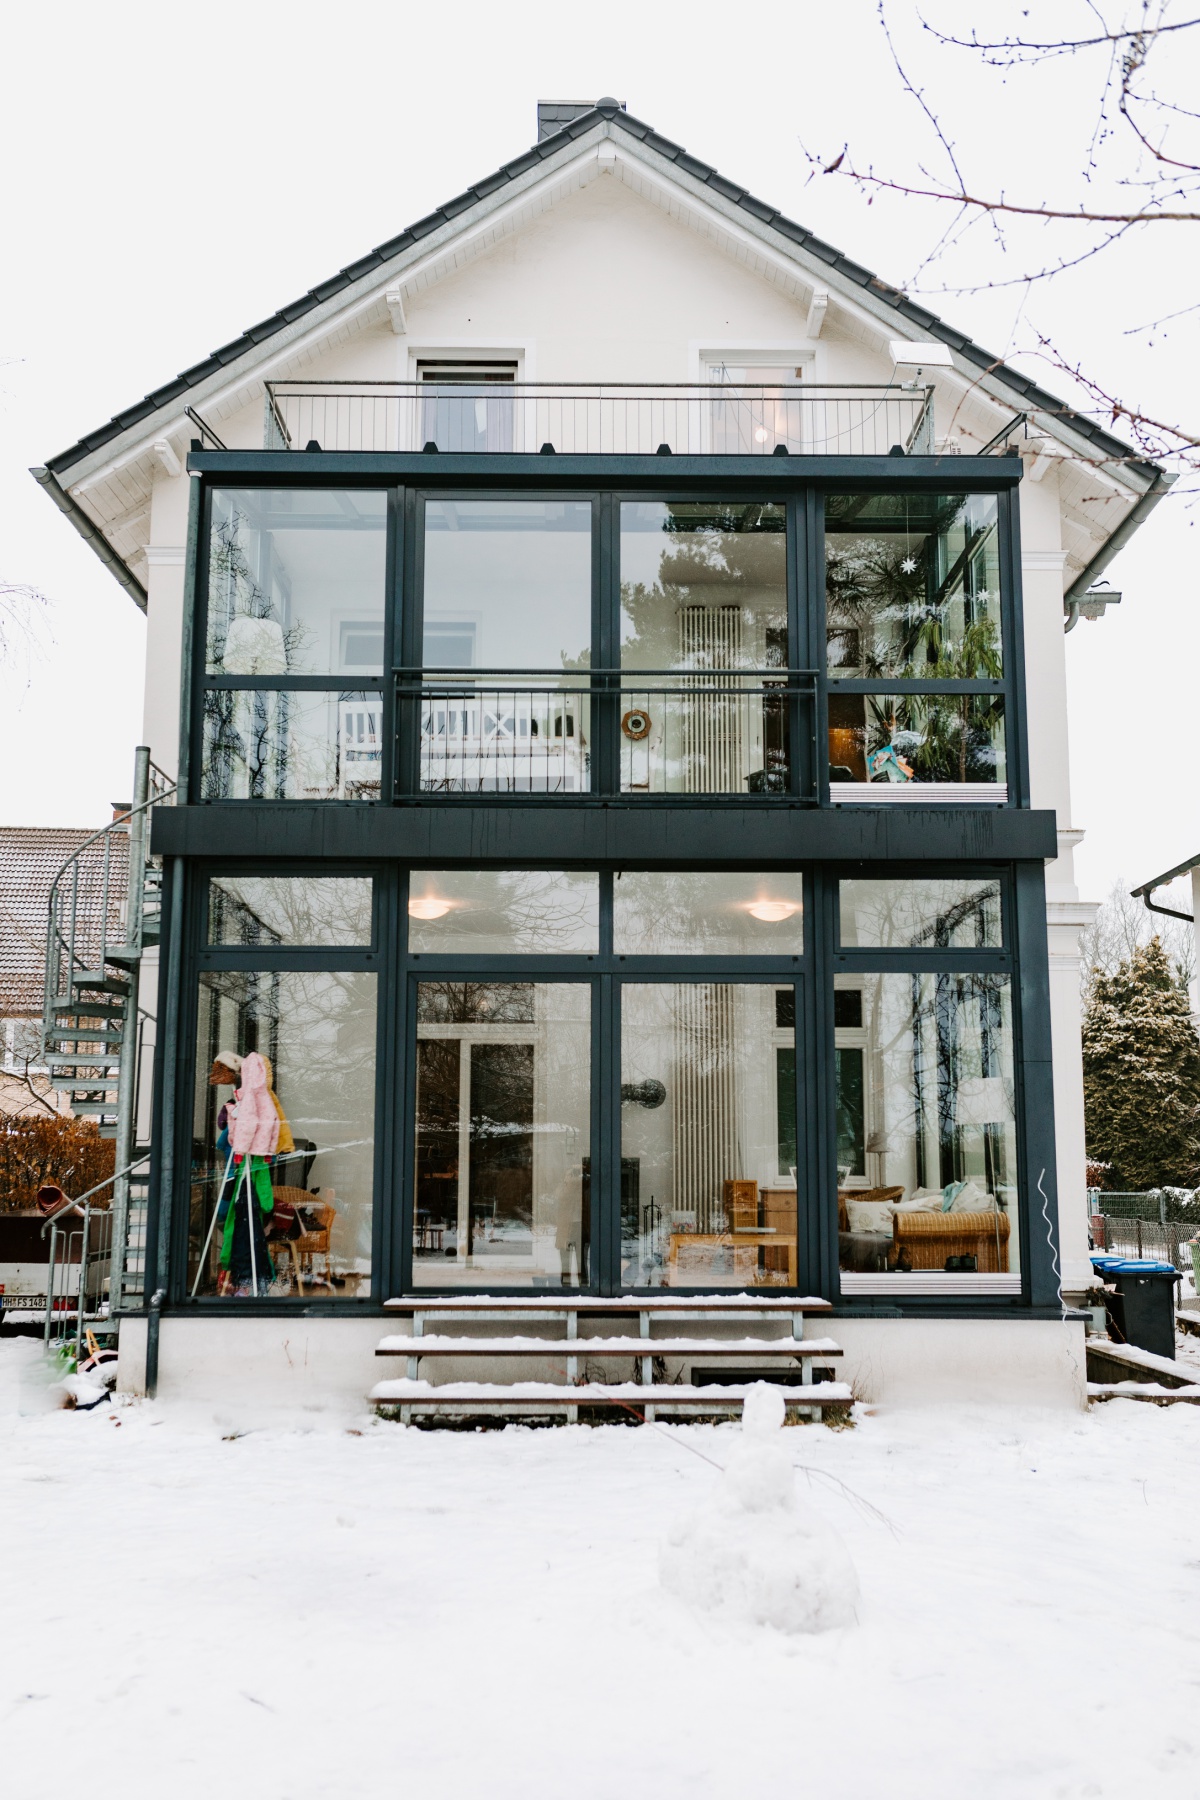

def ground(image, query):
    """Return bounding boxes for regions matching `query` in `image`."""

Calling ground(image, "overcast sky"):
[2,0,1196,912]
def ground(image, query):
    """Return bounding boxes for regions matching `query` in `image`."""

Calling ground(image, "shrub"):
[0,1113,116,1213]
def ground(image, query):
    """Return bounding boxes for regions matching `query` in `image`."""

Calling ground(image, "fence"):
[1088,1189,1200,1274]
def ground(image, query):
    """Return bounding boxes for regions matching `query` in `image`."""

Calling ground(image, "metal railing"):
[40,1155,149,1359]
[396,668,816,797]
[265,381,935,458]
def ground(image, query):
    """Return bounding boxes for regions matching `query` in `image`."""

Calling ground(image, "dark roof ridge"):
[45,102,1156,480]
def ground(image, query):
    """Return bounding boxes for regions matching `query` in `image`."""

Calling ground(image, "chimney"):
[537,98,625,141]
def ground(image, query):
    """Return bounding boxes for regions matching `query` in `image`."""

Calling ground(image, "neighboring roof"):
[44,100,1158,481]
[0,828,128,1014]
[1131,855,1200,900]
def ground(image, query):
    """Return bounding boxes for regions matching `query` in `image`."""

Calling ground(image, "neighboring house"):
[33,99,1169,1408]
[0,826,125,1119]
[1132,857,1200,969]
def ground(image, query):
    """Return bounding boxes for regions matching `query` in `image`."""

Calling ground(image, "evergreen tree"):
[1082,937,1200,1190]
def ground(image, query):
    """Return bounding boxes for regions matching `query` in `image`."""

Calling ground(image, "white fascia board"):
[64,127,615,495]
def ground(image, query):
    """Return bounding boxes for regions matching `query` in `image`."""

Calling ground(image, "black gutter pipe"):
[1063,469,1173,630]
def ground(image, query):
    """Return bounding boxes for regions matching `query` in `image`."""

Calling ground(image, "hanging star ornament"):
[900,557,917,574]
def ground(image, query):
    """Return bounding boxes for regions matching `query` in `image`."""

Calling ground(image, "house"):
[0,826,124,1119]
[32,99,1168,1410]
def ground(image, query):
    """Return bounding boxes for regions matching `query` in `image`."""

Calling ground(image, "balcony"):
[264,381,935,458]
[394,669,816,799]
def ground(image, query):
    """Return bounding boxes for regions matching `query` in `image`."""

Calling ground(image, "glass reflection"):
[190,969,376,1299]
[206,490,387,677]
[413,983,591,1287]
[839,879,1001,949]
[613,872,804,955]
[202,690,382,800]
[208,877,373,947]
[835,972,1018,1280]
[408,871,599,954]
[621,984,798,1288]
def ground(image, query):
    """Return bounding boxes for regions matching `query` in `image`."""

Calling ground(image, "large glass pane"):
[422,500,591,669]
[613,872,804,955]
[839,878,1001,949]
[206,490,387,677]
[825,493,1002,681]
[201,690,381,800]
[408,871,599,954]
[189,970,377,1299]
[827,692,1005,788]
[621,983,798,1288]
[420,500,592,794]
[835,972,1019,1282]
[208,877,373,947]
[620,502,789,795]
[413,982,590,1287]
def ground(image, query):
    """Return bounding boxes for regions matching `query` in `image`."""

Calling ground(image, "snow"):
[4,1335,1200,1798]
[660,1383,860,1632]
[375,1333,845,1355]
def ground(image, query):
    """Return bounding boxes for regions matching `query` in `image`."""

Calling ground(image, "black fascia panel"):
[152,804,1057,864]
[184,449,1023,490]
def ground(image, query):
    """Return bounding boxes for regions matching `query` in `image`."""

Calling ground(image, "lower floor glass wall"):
[176,865,1034,1302]
[190,968,377,1297]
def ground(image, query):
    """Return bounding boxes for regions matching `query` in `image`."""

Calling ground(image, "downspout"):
[1063,469,1172,632]
[1135,883,1194,924]
[30,466,149,613]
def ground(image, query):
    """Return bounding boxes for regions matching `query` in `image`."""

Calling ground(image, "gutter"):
[30,466,148,614]
[1130,855,1198,925]
[1063,469,1173,631]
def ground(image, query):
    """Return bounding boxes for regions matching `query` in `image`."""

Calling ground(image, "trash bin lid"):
[1098,1258,1177,1276]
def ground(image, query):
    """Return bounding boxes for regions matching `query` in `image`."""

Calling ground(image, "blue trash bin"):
[1090,1255,1178,1359]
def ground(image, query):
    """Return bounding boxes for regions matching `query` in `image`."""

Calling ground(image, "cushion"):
[846,1199,895,1234]
[894,1195,941,1214]
[947,1179,995,1213]
[940,1180,968,1212]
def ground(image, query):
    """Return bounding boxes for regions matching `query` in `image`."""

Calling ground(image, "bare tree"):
[805,3,1200,476]
[1079,876,1196,1005]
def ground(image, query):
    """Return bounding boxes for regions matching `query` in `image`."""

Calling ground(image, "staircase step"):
[376,1334,844,1358]
[69,974,131,996]
[370,1378,854,1412]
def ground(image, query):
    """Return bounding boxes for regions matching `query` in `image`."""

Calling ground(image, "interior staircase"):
[42,749,175,1319]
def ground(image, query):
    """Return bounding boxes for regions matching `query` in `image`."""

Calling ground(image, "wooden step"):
[370,1378,853,1413]
[1089,1381,1200,1406]
[384,1294,832,1313]
[376,1334,843,1358]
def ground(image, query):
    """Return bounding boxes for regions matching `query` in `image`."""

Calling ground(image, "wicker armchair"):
[892,1208,1010,1273]
[270,1185,337,1291]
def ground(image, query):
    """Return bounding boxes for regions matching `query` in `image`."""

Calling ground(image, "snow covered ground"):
[2,1335,1198,1800]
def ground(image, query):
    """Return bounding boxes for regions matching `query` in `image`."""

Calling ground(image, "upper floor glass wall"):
[196,482,1016,805]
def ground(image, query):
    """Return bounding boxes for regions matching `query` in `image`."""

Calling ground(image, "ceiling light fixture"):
[747,900,800,923]
[409,897,452,921]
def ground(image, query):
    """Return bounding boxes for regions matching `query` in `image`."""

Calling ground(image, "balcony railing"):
[264,382,935,458]
[395,669,817,798]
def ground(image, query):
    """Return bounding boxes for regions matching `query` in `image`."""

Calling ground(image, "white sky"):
[1,0,1196,910]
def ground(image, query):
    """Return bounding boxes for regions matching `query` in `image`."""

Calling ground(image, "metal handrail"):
[39,1156,151,1240]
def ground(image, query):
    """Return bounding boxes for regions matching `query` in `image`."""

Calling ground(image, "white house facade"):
[33,100,1167,1414]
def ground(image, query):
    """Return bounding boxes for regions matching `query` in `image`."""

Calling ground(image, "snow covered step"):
[1086,1340,1200,1389]
[383,1294,832,1313]
[376,1334,842,1358]
[369,1378,854,1412]
[1089,1381,1200,1406]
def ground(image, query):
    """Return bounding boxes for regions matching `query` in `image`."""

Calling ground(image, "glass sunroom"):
[149,451,1060,1318]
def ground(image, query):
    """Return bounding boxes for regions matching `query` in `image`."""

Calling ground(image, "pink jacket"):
[231,1052,280,1158]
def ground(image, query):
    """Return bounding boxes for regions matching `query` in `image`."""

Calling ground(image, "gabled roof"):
[44,99,1157,481]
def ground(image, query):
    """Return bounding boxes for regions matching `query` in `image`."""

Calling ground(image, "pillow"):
[947,1179,995,1214]
[940,1180,968,1212]
[846,1200,895,1235]
[894,1195,941,1214]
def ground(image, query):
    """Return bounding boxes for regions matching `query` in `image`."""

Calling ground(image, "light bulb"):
[747,900,799,923]
[754,426,769,443]
[409,897,452,921]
